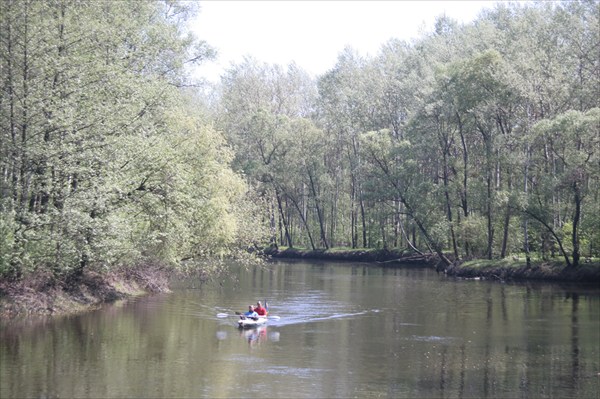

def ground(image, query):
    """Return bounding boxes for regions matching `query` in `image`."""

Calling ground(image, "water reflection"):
[569,292,580,396]
[215,325,281,347]
[239,326,267,346]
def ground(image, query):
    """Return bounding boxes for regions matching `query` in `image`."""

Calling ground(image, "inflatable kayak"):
[238,317,268,328]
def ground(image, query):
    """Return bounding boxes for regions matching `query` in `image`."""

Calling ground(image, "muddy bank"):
[267,247,600,283]
[0,265,171,320]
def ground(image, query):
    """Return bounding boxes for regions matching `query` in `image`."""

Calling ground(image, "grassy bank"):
[446,258,600,283]
[0,265,171,320]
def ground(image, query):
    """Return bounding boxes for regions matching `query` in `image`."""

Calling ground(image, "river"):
[1,260,599,398]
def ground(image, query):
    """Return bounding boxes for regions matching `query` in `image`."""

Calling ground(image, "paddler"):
[254,301,267,317]
[240,305,258,320]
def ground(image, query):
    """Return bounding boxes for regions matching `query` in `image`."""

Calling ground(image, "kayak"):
[238,317,268,328]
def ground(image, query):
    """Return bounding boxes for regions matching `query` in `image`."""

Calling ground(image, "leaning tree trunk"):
[288,194,316,251]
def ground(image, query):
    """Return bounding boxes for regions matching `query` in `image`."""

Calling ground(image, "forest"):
[1,0,598,283]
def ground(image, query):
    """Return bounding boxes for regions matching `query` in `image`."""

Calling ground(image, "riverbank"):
[445,258,600,282]
[268,247,600,283]
[0,265,171,320]
[266,247,438,265]
[3,249,598,320]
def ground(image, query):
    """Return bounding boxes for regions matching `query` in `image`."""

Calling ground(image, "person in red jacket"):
[254,301,268,317]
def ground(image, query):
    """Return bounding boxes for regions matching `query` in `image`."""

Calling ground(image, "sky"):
[189,1,502,82]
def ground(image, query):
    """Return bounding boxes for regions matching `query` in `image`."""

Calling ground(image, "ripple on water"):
[271,307,379,327]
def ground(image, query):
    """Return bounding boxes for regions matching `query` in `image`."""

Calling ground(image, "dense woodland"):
[1,1,598,282]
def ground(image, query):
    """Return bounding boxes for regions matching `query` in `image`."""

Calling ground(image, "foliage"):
[0,0,263,280]
[214,1,599,268]
[2,0,599,283]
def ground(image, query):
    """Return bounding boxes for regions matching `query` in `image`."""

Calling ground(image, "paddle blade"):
[216,313,229,318]
[268,315,280,320]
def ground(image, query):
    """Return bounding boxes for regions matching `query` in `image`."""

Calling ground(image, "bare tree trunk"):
[500,174,512,258]
[367,151,452,266]
[398,214,423,255]
[440,137,459,260]
[523,141,531,267]
[350,174,358,248]
[275,188,293,247]
[308,170,328,249]
[477,122,494,260]
[457,114,470,257]
[524,209,572,268]
[572,181,581,268]
[360,192,367,248]
[288,194,316,250]
[394,200,401,247]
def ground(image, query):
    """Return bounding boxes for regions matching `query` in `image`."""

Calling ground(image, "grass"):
[461,257,600,270]
[452,256,600,282]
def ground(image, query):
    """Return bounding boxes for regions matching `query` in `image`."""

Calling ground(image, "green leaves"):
[0,1,257,279]
[214,2,598,263]
[2,0,598,280]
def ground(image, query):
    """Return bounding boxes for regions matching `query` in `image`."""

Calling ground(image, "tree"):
[528,109,599,267]
[361,130,453,265]
[218,58,322,248]
[0,0,260,280]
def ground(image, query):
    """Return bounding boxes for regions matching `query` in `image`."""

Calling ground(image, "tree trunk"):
[350,173,358,248]
[524,209,572,268]
[571,181,581,268]
[441,142,460,260]
[457,114,470,256]
[523,135,531,267]
[288,194,316,250]
[308,170,328,249]
[478,123,494,260]
[360,192,367,248]
[500,174,513,258]
[275,188,293,247]
[368,151,451,266]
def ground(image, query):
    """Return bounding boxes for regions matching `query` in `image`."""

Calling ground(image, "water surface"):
[1,260,599,398]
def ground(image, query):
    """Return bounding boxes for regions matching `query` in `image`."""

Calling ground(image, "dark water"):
[1,260,599,398]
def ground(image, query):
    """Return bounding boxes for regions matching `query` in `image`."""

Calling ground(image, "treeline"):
[1,1,598,283]
[0,1,267,280]
[214,1,599,268]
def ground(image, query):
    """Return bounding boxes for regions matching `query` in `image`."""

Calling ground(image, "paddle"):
[263,300,280,319]
[216,312,256,319]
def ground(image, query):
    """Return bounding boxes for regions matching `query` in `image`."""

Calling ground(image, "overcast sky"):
[189,1,502,82]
